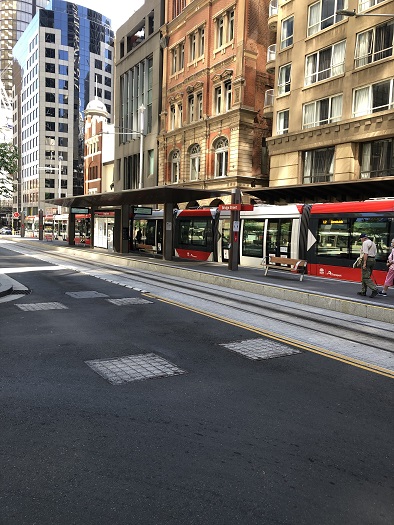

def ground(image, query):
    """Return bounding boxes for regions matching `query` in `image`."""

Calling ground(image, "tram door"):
[266,219,292,259]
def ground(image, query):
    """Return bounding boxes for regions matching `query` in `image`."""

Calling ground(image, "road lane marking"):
[145,293,394,380]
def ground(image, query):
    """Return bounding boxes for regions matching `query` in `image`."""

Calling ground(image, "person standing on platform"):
[379,238,394,296]
[357,233,378,298]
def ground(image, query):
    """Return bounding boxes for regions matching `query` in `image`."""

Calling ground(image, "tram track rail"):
[6,241,394,353]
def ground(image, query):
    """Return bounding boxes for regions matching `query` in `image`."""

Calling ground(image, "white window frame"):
[354,23,394,68]
[305,40,346,86]
[189,144,201,181]
[278,63,291,95]
[215,9,235,50]
[280,16,294,49]
[171,150,180,183]
[214,137,229,178]
[302,94,343,129]
[277,109,289,135]
[353,79,394,117]
[307,0,346,37]
[358,0,385,12]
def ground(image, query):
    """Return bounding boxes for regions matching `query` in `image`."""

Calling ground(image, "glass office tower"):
[13,0,114,215]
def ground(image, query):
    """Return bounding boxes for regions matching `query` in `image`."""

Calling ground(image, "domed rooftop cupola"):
[85,97,109,119]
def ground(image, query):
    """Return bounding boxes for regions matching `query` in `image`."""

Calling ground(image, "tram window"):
[352,217,391,262]
[178,218,210,247]
[316,219,350,258]
[145,220,156,245]
[242,219,264,257]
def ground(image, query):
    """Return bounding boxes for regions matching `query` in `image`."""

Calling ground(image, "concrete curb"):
[3,238,394,324]
[32,243,394,325]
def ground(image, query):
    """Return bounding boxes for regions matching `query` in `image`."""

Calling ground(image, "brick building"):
[158,0,274,206]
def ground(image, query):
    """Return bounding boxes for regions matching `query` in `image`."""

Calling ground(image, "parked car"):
[0,227,12,235]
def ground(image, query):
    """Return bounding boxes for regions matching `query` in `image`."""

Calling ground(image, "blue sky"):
[77,0,144,30]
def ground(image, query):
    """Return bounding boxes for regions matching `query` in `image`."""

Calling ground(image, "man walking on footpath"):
[357,233,379,298]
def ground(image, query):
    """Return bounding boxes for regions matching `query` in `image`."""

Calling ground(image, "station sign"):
[13,212,20,218]
[133,206,152,215]
[218,204,254,211]
[71,207,89,214]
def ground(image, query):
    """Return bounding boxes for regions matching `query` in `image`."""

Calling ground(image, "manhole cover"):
[107,298,153,306]
[16,302,68,311]
[220,338,301,360]
[66,291,109,298]
[85,353,186,385]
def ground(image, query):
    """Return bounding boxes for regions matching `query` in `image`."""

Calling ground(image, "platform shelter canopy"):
[46,185,231,208]
[245,178,394,204]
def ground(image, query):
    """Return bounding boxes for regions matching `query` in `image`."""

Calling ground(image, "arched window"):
[189,144,200,181]
[214,137,228,178]
[171,150,180,183]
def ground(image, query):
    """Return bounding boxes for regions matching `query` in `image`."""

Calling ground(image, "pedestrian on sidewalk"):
[379,238,394,296]
[357,233,379,298]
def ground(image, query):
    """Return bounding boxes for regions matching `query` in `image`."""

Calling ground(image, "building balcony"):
[263,89,274,117]
[266,44,276,73]
[268,0,278,31]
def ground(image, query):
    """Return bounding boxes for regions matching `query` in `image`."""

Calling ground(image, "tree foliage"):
[0,143,19,199]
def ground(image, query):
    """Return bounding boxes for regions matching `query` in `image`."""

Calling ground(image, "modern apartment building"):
[13,0,114,216]
[0,0,47,98]
[114,0,164,191]
[158,0,273,206]
[263,0,394,202]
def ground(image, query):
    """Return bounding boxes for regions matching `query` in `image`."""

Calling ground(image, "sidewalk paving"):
[1,236,394,323]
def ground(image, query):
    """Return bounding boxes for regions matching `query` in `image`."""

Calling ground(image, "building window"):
[280,16,294,49]
[353,79,394,117]
[171,150,180,183]
[95,59,102,69]
[214,80,232,114]
[305,40,346,85]
[197,92,203,119]
[45,33,55,43]
[189,144,201,181]
[45,48,55,58]
[303,147,334,183]
[170,104,176,129]
[307,0,345,37]
[214,137,229,178]
[278,63,291,95]
[171,41,185,74]
[189,27,205,61]
[359,0,386,11]
[355,23,394,68]
[360,139,394,178]
[45,78,55,88]
[188,95,195,122]
[303,95,343,128]
[277,109,289,135]
[173,0,186,18]
[148,150,154,177]
[215,9,235,49]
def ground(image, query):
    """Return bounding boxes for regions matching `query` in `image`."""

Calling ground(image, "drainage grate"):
[106,297,153,306]
[66,291,109,299]
[85,353,186,385]
[220,338,301,360]
[16,302,68,311]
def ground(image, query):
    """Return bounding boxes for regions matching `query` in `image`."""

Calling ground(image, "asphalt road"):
[0,246,393,525]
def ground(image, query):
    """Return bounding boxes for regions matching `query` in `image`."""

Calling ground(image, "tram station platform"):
[1,236,394,324]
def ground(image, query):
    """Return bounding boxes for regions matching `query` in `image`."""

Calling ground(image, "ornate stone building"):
[158,0,274,206]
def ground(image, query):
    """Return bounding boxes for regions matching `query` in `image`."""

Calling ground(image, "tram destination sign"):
[133,206,152,215]
[71,207,89,214]
[218,204,254,211]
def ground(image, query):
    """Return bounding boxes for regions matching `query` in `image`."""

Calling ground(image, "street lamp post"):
[337,8,394,17]
[138,104,146,190]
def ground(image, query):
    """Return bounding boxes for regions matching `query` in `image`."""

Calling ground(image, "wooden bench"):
[137,243,155,254]
[262,256,307,281]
